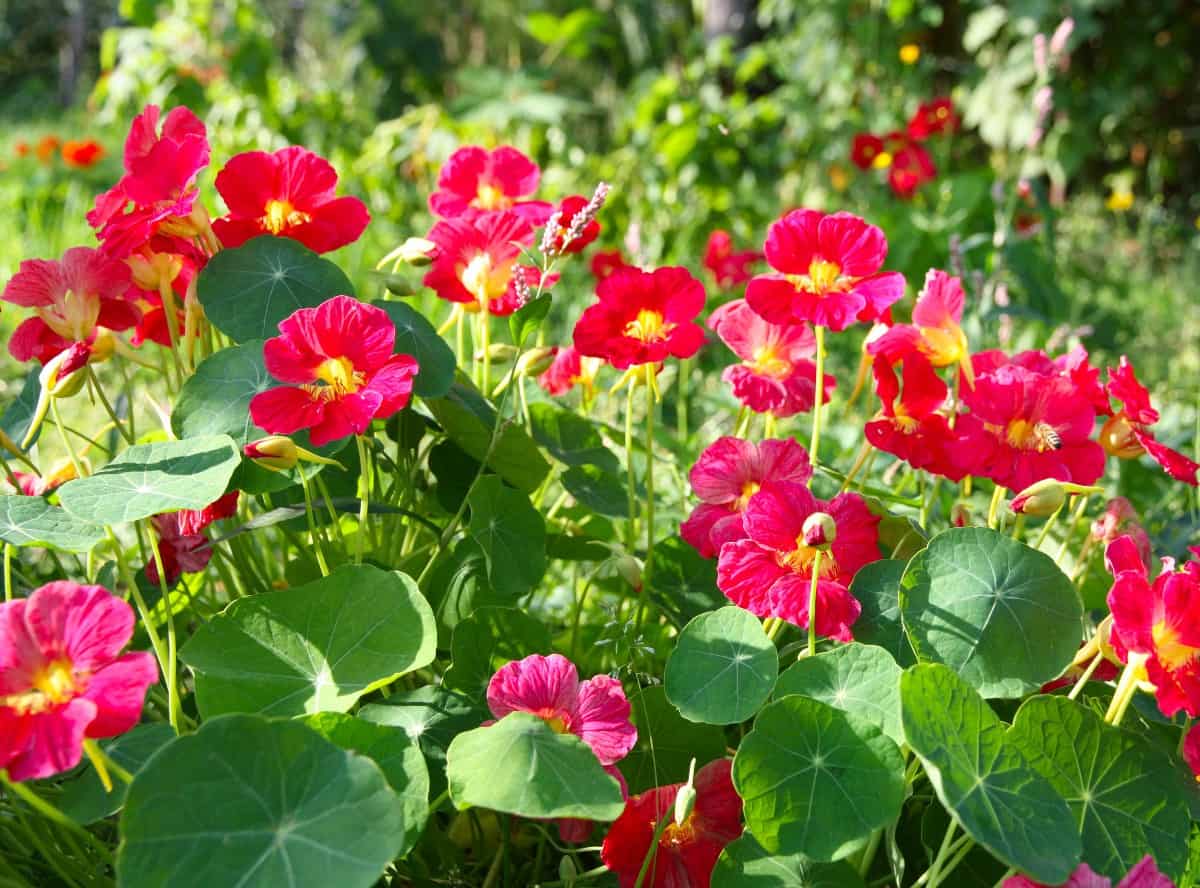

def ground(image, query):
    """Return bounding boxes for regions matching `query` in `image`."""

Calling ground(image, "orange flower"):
[61,139,105,168]
[34,136,60,164]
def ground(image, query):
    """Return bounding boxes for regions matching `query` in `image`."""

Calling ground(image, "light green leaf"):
[774,643,903,744]
[443,606,553,700]
[372,301,455,399]
[0,495,104,552]
[508,294,552,344]
[713,833,866,887]
[466,476,546,598]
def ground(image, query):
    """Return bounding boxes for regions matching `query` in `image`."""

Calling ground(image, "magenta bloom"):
[250,295,419,446]
[423,211,549,316]
[1102,356,1200,486]
[0,582,158,782]
[708,299,834,417]
[428,145,551,223]
[145,491,240,586]
[486,653,636,766]
[1003,855,1173,888]
[746,210,905,332]
[717,482,880,641]
[681,437,813,558]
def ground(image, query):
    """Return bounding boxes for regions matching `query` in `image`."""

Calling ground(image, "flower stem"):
[299,472,330,576]
[1056,494,1091,563]
[82,738,133,792]
[86,366,133,445]
[355,435,371,564]
[3,543,12,602]
[624,378,639,553]
[1066,651,1104,701]
[49,400,86,480]
[1033,500,1066,549]
[840,440,873,492]
[986,485,1005,529]
[809,325,827,462]
[0,771,113,863]
[144,524,180,731]
[643,363,657,564]
[634,809,675,888]
[807,549,824,658]
[480,309,493,396]
[1104,656,1146,725]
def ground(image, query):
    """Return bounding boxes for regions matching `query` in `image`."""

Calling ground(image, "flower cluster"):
[850,98,959,198]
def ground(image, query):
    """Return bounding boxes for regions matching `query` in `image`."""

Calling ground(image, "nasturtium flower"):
[1003,855,1173,888]
[888,143,937,198]
[573,266,707,369]
[600,758,743,888]
[707,299,834,417]
[0,582,158,782]
[61,139,105,169]
[1091,497,1151,569]
[850,133,886,170]
[250,295,419,447]
[428,145,552,222]
[213,146,370,253]
[145,492,240,586]
[3,246,138,364]
[717,481,880,641]
[1184,723,1200,782]
[423,211,549,316]
[906,98,960,140]
[870,269,972,384]
[865,355,965,480]
[1101,357,1200,485]
[590,248,633,281]
[544,194,602,254]
[702,230,762,289]
[486,653,636,766]
[537,346,604,399]
[681,437,813,558]
[6,460,79,497]
[746,209,905,332]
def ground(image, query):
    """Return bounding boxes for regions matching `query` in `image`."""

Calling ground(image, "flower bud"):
[615,554,643,592]
[516,346,557,378]
[475,343,518,364]
[1010,479,1066,517]
[674,758,698,827]
[397,237,439,267]
[90,329,116,363]
[558,855,578,886]
[1099,415,1144,459]
[802,512,837,550]
[951,503,972,527]
[244,435,298,471]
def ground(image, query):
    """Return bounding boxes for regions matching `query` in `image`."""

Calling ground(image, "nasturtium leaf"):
[1007,695,1190,882]
[466,476,546,598]
[446,712,625,820]
[621,685,728,794]
[508,293,552,344]
[774,643,903,744]
[196,235,355,343]
[422,537,509,636]
[713,833,867,887]
[117,714,404,888]
[359,686,485,800]
[0,495,104,552]
[849,559,914,666]
[734,696,905,861]
[899,527,1082,698]
[0,366,41,448]
[302,712,430,857]
[644,535,724,629]
[373,300,455,398]
[172,341,272,445]
[59,724,175,824]
[425,381,550,492]
[180,564,436,718]
[58,435,240,525]
[528,403,621,474]
[665,606,777,725]
[561,464,629,517]
[443,606,553,700]
[899,664,1081,884]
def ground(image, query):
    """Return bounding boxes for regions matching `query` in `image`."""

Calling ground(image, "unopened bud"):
[516,346,556,378]
[398,237,438,267]
[802,512,837,549]
[90,329,116,363]
[1010,479,1066,517]
[244,435,299,470]
[475,343,518,364]
[558,855,578,886]
[1099,415,1144,459]
[674,758,697,826]
[615,554,643,592]
[951,503,972,527]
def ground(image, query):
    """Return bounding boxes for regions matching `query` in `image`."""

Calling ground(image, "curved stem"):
[86,367,133,444]
[3,544,12,602]
[809,325,826,463]
[807,550,824,657]
[1066,651,1104,701]
[0,772,113,864]
[1033,500,1065,549]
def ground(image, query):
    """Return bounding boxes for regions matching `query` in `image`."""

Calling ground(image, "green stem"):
[1033,500,1065,549]
[480,309,493,396]
[916,818,959,888]
[299,473,331,576]
[624,379,639,553]
[1104,657,1146,725]
[809,325,826,463]
[0,772,114,864]
[634,809,674,888]
[643,364,656,564]
[1066,651,1104,701]
[3,543,12,602]
[807,549,824,657]
[144,524,180,731]
[86,366,133,445]
[49,400,86,480]
[857,828,883,878]
[1055,495,1089,562]
[986,485,1005,529]
[355,435,371,564]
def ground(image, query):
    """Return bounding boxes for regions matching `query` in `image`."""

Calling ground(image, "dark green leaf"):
[443,606,553,700]
[849,559,914,666]
[0,367,41,449]
[59,725,175,824]
[561,464,629,517]
[466,476,546,598]
[645,536,724,629]
[713,833,866,887]
[508,294,552,344]
[373,301,456,399]
[528,403,620,474]
[621,685,728,794]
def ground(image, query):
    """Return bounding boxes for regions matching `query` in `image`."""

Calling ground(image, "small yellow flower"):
[899,44,921,65]
[872,151,894,170]
[828,164,849,192]
[1105,190,1134,212]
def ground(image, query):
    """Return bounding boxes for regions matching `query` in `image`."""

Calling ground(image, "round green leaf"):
[58,724,175,824]
[117,714,404,888]
[180,564,436,718]
[774,642,902,744]
[734,696,905,861]
[621,685,728,794]
[172,341,271,445]
[372,301,455,399]
[196,235,355,343]
[899,664,1081,884]
[899,527,1082,698]
[665,606,778,725]
[713,833,866,887]
[446,712,625,820]
[0,366,42,449]
[443,606,553,699]
[467,476,546,598]
[0,495,104,552]
[849,559,914,666]
[57,435,240,525]
[1008,695,1190,882]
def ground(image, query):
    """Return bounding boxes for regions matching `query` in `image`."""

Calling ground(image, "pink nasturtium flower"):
[1101,357,1200,486]
[869,269,972,385]
[213,146,370,254]
[1183,722,1200,782]
[0,582,158,782]
[428,145,551,223]
[746,209,905,332]
[250,295,419,447]
[1003,855,1173,888]
[702,230,762,289]
[537,346,603,399]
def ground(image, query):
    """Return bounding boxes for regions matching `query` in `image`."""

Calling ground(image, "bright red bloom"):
[574,267,707,369]
[746,210,905,332]
[717,482,880,641]
[1101,357,1199,486]
[545,195,602,254]
[870,269,972,384]
[0,582,158,782]
[702,231,763,289]
[850,133,886,170]
[707,299,834,417]
[487,653,636,766]
[865,355,965,479]
[591,248,633,281]
[423,211,550,316]
[1003,855,1173,888]
[250,295,419,447]
[537,346,603,398]
[681,437,813,558]
[1106,535,1200,718]
[61,139,105,169]
[145,492,239,586]
[428,145,552,223]
[1091,497,1151,570]
[601,759,743,888]
[888,143,937,198]
[907,98,960,141]
[3,246,138,363]
[213,146,370,253]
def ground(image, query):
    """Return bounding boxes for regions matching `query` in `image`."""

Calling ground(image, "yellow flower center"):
[872,151,894,170]
[1152,620,1199,672]
[471,183,511,212]
[307,356,364,400]
[919,324,968,369]
[1004,419,1060,452]
[1,658,80,715]
[807,259,843,293]
[735,481,761,511]
[778,539,839,577]
[623,309,674,343]
[459,251,516,311]
[893,407,920,434]
[262,199,312,235]
[662,817,696,847]
[749,345,792,379]
[38,289,101,342]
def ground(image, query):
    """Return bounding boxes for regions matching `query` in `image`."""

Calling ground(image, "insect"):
[1034,422,1063,451]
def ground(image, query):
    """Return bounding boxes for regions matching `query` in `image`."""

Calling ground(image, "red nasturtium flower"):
[707,299,834,417]
[145,492,240,586]
[702,230,763,288]
[865,355,965,479]
[591,248,633,281]
[870,269,973,384]
[1183,723,1200,782]
[746,210,905,332]
[1105,534,1200,718]
[212,146,370,253]
[850,133,886,170]
[681,437,813,558]
[888,143,937,198]
[537,346,604,398]
[1003,854,1173,888]
[544,194,602,254]
[61,139,105,168]
[574,267,707,369]
[601,758,743,888]
[428,145,552,222]
[423,211,549,316]
[2,245,138,364]
[1101,357,1200,485]
[717,482,880,641]
[0,582,159,782]
[907,97,960,141]
[6,461,79,497]
[250,295,419,447]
